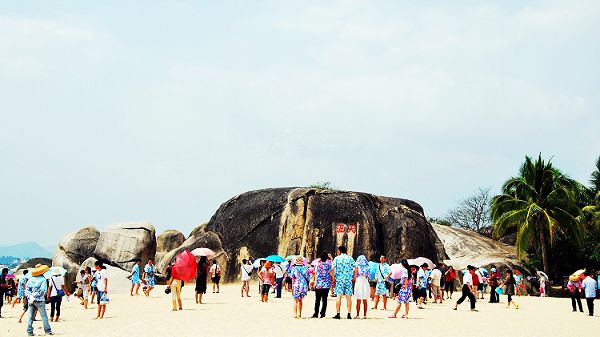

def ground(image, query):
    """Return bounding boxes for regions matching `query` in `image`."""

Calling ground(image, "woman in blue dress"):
[389,259,412,319]
[128,260,141,296]
[143,259,156,297]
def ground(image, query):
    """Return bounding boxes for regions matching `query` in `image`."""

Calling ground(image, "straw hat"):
[264,262,272,268]
[569,274,580,282]
[295,256,304,265]
[31,264,49,277]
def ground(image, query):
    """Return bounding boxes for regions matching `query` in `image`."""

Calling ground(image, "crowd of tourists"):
[1,247,597,335]
[238,246,599,319]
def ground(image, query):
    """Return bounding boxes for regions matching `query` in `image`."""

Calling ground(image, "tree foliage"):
[444,187,492,235]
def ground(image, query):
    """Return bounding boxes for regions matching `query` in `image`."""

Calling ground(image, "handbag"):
[51,276,65,297]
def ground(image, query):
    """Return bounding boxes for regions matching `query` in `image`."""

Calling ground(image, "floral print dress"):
[291,265,310,299]
[397,269,412,303]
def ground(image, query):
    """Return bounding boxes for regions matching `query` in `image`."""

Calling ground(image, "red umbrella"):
[172,250,197,282]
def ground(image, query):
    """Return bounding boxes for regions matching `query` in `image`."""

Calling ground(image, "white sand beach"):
[1,284,598,337]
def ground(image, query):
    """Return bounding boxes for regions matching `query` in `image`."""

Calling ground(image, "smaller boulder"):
[156,230,185,253]
[58,225,100,265]
[52,249,80,293]
[94,222,157,271]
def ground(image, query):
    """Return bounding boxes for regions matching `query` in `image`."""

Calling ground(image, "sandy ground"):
[1,284,598,337]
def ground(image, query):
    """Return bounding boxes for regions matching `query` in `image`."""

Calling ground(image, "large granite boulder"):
[94,222,157,271]
[156,230,185,253]
[58,226,100,265]
[155,224,226,276]
[206,188,447,282]
[52,249,80,292]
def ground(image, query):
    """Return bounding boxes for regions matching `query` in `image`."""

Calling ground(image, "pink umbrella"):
[172,250,198,282]
[389,264,405,279]
[191,248,216,258]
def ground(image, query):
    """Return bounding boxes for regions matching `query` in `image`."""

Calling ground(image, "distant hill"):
[0,242,52,259]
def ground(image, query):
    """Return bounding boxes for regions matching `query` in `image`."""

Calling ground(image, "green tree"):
[582,157,600,229]
[491,154,584,274]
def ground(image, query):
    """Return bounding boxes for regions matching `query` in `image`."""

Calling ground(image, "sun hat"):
[491,268,497,272]
[264,262,272,268]
[51,268,62,276]
[295,256,304,265]
[569,274,580,282]
[31,264,49,277]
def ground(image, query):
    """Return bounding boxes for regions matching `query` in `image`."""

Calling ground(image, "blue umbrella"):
[265,255,286,263]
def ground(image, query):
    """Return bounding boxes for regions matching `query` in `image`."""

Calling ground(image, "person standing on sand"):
[48,268,70,322]
[582,271,597,316]
[389,259,412,319]
[445,266,456,299]
[143,259,156,297]
[80,268,92,309]
[290,256,310,319]
[488,268,499,303]
[453,265,477,312]
[331,246,355,319]
[25,264,53,336]
[127,260,142,296]
[503,270,519,309]
[260,262,275,303]
[273,262,285,298]
[210,260,222,293]
[90,268,98,304]
[241,259,252,297]
[166,270,183,311]
[430,266,443,304]
[195,256,209,304]
[416,264,429,309]
[353,255,370,319]
[373,255,390,310]
[94,261,109,319]
[312,253,332,318]
[567,274,584,313]
[0,268,8,318]
[514,270,524,296]
[12,270,29,308]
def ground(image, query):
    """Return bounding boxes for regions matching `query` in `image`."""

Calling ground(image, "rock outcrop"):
[52,249,80,292]
[58,226,100,265]
[205,188,447,282]
[156,225,226,275]
[94,222,157,271]
[15,258,53,276]
[156,230,185,253]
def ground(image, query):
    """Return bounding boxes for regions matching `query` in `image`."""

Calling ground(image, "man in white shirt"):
[582,271,597,316]
[94,261,108,319]
[453,265,477,311]
[430,267,443,304]
[240,259,252,297]
[273,262,285,298]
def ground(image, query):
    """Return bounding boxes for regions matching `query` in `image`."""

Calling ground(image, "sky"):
[1,0,599,247]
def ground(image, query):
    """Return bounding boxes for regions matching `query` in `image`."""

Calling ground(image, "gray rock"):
[58,226,100,265]
[14,258,53,277]
[205,188,447,282]
[156,230,185,253]
[155,226,225,276]
[52,249,80,292]
[94,222,157,271]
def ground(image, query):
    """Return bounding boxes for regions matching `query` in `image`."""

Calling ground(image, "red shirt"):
[445,270,456,282]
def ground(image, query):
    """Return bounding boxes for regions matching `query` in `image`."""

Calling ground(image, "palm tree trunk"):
[539,225,549,273]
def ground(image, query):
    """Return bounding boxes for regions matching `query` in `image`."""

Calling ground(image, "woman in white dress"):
[353,255,371,319]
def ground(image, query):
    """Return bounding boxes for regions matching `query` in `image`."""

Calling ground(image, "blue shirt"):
[376,262,390,283]
[315,261,332,289]
[332,254,355,284]
[368,261,377,281]
[417,269,428,289]
[25,275,48,302]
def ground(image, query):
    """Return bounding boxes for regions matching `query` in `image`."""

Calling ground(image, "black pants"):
[275,278,283,298]
[456,285,476,310]
[314,288,329,316]
[489,286,498,303]
[50,296,62,317]
[445,280,454,296]
[571,290,583,312]
[0,290,3,316]
[586,298,594,316]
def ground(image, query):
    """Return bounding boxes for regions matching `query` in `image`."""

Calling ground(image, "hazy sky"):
[1,1,599,247]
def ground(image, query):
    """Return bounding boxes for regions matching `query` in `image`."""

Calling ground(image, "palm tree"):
[582,157,600,229]
[491,154,584,273]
